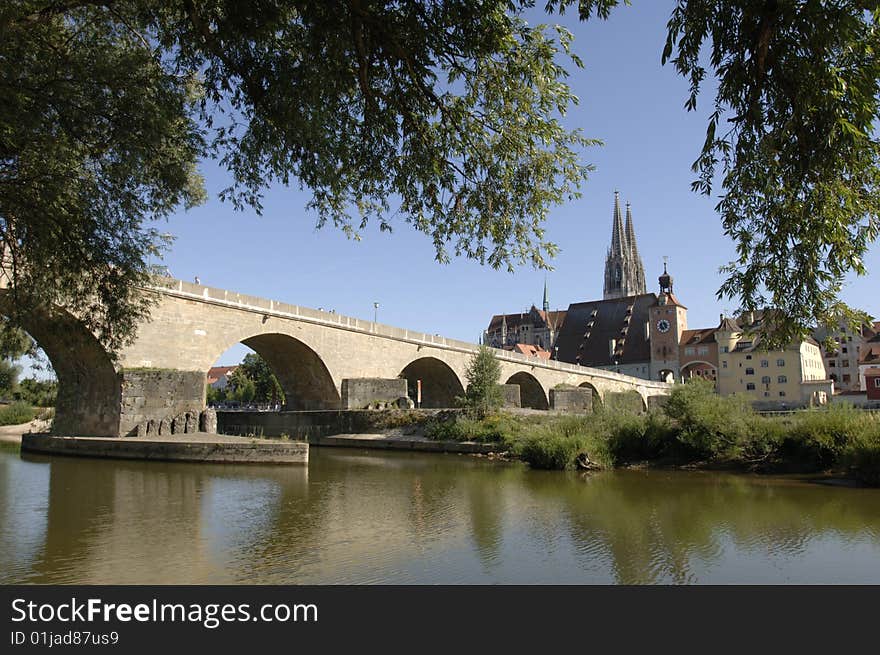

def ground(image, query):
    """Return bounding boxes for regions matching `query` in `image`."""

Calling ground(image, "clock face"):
[657,319,671,333]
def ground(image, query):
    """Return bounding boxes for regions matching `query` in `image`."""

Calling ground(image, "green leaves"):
[3,1,596,354]
[662,0,880,348]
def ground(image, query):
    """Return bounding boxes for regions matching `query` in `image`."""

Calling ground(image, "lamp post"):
[373,302,379,323]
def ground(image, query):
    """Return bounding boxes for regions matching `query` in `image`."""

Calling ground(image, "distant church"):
[603,191,646,300]
[485,191,686,381]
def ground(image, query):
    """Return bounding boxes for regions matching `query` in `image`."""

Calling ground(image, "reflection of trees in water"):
[9,449,880,584]
[521,470,880,584]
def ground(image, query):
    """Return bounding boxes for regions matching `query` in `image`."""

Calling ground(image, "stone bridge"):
[9,278,672,436]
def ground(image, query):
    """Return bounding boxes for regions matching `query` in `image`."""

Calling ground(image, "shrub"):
[662,378,757,459]
[0,401,35,426]
[458,346,503,419]
[517,433,592,470]
[783,404,875,470]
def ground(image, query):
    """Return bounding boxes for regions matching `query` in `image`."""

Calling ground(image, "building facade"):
[813,321,879,392]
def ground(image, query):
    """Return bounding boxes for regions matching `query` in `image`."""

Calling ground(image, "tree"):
[237,353,285,405]
[460,346,504,418]
[2,1,592,354]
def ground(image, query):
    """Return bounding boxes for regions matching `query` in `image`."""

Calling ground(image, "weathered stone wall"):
[501,384,521,408]
[549,388,593,413]
[217,409,439,440]
[119,369,205,437]
[341,378,408,409]
[21,433,308,464]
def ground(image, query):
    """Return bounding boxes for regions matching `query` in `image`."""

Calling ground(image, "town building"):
[714,312,832,407]
[865,368,880,400]
[858,324,880,391]
[206,366,237,390]
[813,321,879,392]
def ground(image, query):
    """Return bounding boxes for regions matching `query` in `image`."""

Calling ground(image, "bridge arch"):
[506,372,548,410]
[211,332,340,410]
[578,381,603,408]
[399,357,464,408]
[0,301,121,436]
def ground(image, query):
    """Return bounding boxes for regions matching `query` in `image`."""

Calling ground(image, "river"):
[2,442,879,584]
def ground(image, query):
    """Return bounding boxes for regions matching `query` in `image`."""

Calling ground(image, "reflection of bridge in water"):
[2,278,670,436]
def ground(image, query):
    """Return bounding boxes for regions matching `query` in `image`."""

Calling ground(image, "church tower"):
[603,191,647,299]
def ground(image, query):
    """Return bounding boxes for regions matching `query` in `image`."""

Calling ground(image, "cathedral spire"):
[542,277,549,313]
[609,191,628,257]
[603,191,647,300]
[625,202,646,293]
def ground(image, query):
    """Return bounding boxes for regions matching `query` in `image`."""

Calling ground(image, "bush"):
[14,377,57,407]
[783,404,876,470]
[517,433,592,470]
[662,378,758,459]
[0,401,35,425]
[458,346,503,418]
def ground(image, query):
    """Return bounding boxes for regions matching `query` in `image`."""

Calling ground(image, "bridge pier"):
[119,368,205,437]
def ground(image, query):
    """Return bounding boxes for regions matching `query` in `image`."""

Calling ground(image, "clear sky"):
[98,1,880,367]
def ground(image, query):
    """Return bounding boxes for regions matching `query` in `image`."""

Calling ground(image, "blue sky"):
[50,1,880,371]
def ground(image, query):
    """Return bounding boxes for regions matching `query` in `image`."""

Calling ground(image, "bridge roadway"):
[8,278,672,436]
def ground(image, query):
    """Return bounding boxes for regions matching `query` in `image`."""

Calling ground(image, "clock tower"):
[649,262,687,382]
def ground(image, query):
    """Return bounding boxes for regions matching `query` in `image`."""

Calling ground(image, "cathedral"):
[603,191,647,300]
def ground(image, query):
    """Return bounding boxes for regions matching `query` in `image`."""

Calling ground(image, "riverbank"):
[0,419,51,444]
[420,381,880,486]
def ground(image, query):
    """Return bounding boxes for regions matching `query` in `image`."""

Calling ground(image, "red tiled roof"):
[507,343,552,359]
[207,366,237,384]
[680,328,716,346]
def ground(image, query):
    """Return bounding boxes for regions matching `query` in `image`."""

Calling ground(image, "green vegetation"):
[207,353,284,405]
[458,346,504,419]
[426,379,880,484]
[0,402,35,426]
[14,378,57,407]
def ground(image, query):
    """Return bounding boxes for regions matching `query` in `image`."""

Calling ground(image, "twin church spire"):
[603,191,647,299]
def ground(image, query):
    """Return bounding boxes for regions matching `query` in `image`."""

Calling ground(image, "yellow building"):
[715,314,832,408]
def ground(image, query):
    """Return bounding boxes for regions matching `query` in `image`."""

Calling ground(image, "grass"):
[424,379,880,484]
[0,402,36,426]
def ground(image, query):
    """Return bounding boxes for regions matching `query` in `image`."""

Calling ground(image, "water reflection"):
[1,445,879,584]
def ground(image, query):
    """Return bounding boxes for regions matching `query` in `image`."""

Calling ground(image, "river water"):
[2,442,879,584]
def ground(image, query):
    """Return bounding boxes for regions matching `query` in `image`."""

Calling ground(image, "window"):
[745,368,755,375]
[875,378,880,389]
[746,383,756,390]
[698,346,709,355]
[829,361,836,367]
[746,355,752,360]
[685,347,695,356]
[761,360,769,367]
[779,391,786,397]
[777,359,785,366]
[721,346,729,353]
[778,375,787,384]
[764,392,770,397]
[842,360,849,367]
[722,360,728,369]
[761,376,771,384]
[842,346,848,354]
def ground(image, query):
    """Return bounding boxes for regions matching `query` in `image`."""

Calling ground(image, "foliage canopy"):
[2,0,878,352]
